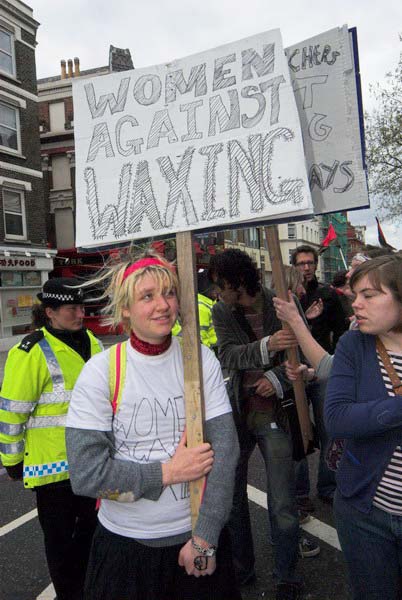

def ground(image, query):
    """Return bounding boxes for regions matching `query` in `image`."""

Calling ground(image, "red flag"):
[321,223,337,247]
[318,223,338,255]
[151,241,165,255]
[375,217,396,250]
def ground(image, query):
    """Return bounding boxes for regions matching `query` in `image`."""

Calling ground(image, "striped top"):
[372,350,402,515]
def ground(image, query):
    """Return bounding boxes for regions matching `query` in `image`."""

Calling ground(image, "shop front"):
[0,247,56,337]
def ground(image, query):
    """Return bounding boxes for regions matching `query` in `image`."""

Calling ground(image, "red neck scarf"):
[130,330,172,356]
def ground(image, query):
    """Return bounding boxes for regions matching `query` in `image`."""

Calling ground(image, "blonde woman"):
[65,250,240,600]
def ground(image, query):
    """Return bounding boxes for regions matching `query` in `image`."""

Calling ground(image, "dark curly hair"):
[332,270,348,289]
[208,249,260,297]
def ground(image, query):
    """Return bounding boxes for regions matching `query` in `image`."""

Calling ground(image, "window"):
[0,101,20,152]
[51,155,71,189]
[2,188,26,239]
[288,250,294,265]
[288,223,296,239]
[245,227,259,249]
[49,101,66,132]
[0,26,15,76]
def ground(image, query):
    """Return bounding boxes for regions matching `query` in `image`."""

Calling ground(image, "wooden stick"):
[176,231,205,528]
[264,225,313,453]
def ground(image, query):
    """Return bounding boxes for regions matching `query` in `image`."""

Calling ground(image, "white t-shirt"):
[67,338,231,539]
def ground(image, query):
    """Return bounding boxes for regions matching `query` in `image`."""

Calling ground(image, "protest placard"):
[286,25,369,214]
[73,29,312,248]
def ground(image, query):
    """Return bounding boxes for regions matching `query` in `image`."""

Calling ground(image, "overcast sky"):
[32,0,402,249]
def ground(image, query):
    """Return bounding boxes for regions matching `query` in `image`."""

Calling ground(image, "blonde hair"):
[271,266,304,294]
[84,247,179,334]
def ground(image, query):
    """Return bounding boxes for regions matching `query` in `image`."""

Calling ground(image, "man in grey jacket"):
[209,249,319,600]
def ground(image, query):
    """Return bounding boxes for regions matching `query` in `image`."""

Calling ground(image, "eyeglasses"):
[295,261,316,267]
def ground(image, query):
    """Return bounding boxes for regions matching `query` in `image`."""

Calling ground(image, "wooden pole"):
[264,225,313,453]
[175,231,205,528]
[338,245,348,269]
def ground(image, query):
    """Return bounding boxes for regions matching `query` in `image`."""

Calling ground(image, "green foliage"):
[365,39,402,221]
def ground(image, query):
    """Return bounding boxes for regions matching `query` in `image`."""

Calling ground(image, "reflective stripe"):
[0,440,24,454]
[24,460,68,478]
[0,397,35,413]
[38,338,65,392]
[27,415,66,429]
[198,300,212,310]
[200,325,210,331]
[37,390,72,405]
[0,421,24,435]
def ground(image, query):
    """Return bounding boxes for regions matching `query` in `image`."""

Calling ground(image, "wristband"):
[191,538,217,557]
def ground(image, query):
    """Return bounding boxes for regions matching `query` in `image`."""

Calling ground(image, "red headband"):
[122,258,171,281]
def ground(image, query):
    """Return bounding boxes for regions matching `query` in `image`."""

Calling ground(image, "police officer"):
[0,278,103,600]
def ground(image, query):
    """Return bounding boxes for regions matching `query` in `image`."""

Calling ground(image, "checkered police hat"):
[37,278,84,307]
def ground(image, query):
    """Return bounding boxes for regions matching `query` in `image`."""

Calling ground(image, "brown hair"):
[31,303,49,328]
[350,254,402,304]
[291,245,319,266]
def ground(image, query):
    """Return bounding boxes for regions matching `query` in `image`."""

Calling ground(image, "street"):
[0,336,349,599]
[0,447,350,600]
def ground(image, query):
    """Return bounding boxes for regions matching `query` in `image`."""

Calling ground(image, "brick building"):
[346,221,366,264]
[0,0,55,337]
[37,46,134,250]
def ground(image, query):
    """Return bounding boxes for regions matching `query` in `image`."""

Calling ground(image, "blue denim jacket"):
[324,330,402,513]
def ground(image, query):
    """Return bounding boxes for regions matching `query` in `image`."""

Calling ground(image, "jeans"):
[36,480,97,600]
[335,492,402,600]
[227,410,300,584]
[295,380,336,499]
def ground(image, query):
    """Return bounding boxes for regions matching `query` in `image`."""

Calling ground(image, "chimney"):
[67,59,73,78]
[74,57,80,76]
[60,59,66,79]
[109,45,134,72]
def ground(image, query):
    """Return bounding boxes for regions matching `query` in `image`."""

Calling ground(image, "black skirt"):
[84,523,242,600]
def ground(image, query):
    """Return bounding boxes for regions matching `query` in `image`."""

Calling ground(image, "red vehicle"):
[51,247,124,336]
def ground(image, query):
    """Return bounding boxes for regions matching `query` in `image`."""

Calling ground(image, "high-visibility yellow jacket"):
[172,293,217,348]
[0,327,103,488]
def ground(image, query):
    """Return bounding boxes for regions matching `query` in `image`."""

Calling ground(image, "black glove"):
[5,462,23,480]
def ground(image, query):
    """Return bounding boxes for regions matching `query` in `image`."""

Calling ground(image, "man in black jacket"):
[291,246,348,506]
[291,245,348,353]
[209,249,319,600]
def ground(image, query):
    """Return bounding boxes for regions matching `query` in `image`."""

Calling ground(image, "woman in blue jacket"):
[324,254,402,600]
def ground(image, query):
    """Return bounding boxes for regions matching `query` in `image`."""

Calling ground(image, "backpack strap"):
[376,337,402,395]
[97,341,127,512]
[109,341,127,414]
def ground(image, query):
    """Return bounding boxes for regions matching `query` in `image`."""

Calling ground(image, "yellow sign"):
[17,295,33,308]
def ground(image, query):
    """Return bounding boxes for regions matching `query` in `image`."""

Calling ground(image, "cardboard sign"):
[286,25,369,214]
[73,29,312,248]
